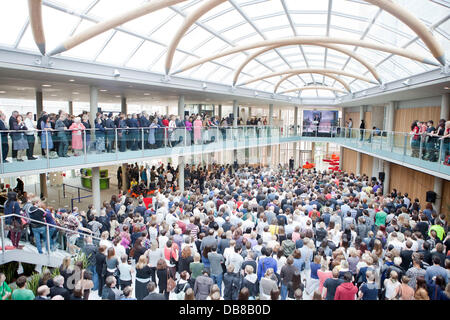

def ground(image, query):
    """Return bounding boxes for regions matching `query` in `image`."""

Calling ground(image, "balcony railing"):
[0,125,448,177]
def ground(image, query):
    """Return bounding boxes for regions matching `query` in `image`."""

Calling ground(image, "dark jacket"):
[143,292,166,300]
[49,286,70,300]
[222,272,242,300]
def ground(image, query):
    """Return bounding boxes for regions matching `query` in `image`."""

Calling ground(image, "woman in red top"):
[410,120,421,158]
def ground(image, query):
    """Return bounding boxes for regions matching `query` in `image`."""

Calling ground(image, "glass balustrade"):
[0,125,449,176]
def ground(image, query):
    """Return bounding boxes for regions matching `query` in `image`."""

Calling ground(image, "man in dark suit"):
[105,113,116,153]
[49,275,70,300]
[143,282,166,300]
[8,111,18,160]
[0,112,9,162]
[102,276,122,300]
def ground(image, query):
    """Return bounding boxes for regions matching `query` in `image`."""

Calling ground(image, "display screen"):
[302,110,339,136]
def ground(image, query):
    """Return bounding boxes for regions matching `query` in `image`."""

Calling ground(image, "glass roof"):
[1,0,449,98]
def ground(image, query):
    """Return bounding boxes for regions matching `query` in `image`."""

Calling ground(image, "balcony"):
[0,125,449,180]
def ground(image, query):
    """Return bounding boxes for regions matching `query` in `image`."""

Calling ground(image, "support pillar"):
[121,163,128,192]
[233,100,238,127]
[68,101,73,115]
[356,152,361,176]
[218,104,222,120]
[178,95,185,192]
[441,93,450,120]
[434,177,443,214]
[90,86,98,141]
[383,160,391,196]
[339,146,344,170]
[92,167,101,214]
[36,90,47,199]
[121,97,127,114]
[39,174,47,200]
[267,104,274,165]
[293,106,298,167]
[384,101,396,132]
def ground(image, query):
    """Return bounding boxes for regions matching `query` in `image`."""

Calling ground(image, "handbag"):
[166,268,176,292]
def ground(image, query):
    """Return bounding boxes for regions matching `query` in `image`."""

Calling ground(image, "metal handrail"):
[0,213,102,241]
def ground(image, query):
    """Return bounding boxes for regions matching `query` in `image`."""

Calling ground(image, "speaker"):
[426,191,436,203]
[378,172,385,181]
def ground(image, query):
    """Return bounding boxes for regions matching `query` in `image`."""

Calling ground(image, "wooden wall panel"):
[344,112,360,128]
[394,106,441,133]
[361,153,373,177]
[342,147,357,174]
[389,163,435,206]
[441,180,450,218]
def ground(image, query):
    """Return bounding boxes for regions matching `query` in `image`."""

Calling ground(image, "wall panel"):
[342,147,357,174]
[389,163,435,206]
[394,106,441,133]
[441,180,450,218]
[361,153,373,177]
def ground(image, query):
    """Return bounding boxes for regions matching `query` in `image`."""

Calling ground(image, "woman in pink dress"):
[317,263,333,296]
[193,116,203,144]
[69,117,85,156]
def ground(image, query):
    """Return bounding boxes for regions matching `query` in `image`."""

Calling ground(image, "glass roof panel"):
[0,0,447,99]
[0,0,28,46]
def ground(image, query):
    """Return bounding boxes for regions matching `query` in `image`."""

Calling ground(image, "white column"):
[233,100,238,127]
[293,106,298,167]
[91,167,101,214]
[356,152,361,176]
[441,93,450,120]
[383,161,391,196]
[434,177,443,214]
[68,100,73,115]
[360,106,365,122]
[384,101,395,132]
[269,104,274,126]
[218,104,223,119]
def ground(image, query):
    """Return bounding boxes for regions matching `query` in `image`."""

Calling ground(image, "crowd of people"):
[1,162,449,300]
[0,110,273,162]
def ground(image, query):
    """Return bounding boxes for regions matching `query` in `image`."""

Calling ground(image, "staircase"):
[1,214,101,269]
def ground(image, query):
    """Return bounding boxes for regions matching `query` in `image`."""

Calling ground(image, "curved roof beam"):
[232,43,382,86]
[275,72,351,93]
[28,0,45,55]
[363,0,445,65]
[47,0,188,56]
[281,86,348,95]
[172,37,440,76]
[239,68,377,87]
[165,0,228,75]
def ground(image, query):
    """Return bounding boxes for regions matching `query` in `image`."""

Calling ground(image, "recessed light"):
[42,84,52,87]
[69,79,75,82]
[100,89,108,92]
[51,94,57,97]
[115,95,121,98]
[144,93,150,96]
[72,92,79,95]
[445,87,450,90]
[0,91,6,94]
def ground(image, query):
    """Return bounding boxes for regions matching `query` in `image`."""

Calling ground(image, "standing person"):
[0,273,12,300]
[193,116,203,145]
[69,118,85,156]
[358,270,379,300]
[410,120,421,158]
[95,245,107,297]
[334,272,358,300]
[118,254,134,290]
[322,267,344,300]
[24,112,37,160]
[81,114,92,152]
[135,255,152,300]
[193,270,214,300]
[105,113,116,153]
[347,118,353,138]
[27,198,48,254]
[359,120,365,141]
[8,111,19,160]
[4,191,23,249]
[118,114,128,152]
[95,116,106,153]
[55,113,69,158]
[259,268,278,300]
[0,112,9,162]
[156,259,171,300]
[223,264,242,300]
[280,256,297,300]
[11,114,28,161]
[208,245,224,293]
[148,118,159,149]
[40,115,54,156]
[11,276,35,300]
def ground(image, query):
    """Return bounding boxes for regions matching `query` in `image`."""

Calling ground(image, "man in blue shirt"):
[425,256,448,285]
[257,247,277,281]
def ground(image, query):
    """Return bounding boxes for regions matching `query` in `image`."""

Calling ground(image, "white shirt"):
[24,117,36,135]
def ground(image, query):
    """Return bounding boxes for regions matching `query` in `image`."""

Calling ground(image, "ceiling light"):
[0,91,6,94]
[202,83,207,89]
[42,84,52,87]
[113,69,120,77]
[402,79,411,86]
[51,94,57,97]
[444,86,450,90]
[100,89,108,92]
[69,79,75,82]
[144,93,150,96]
[72,92,79,95]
